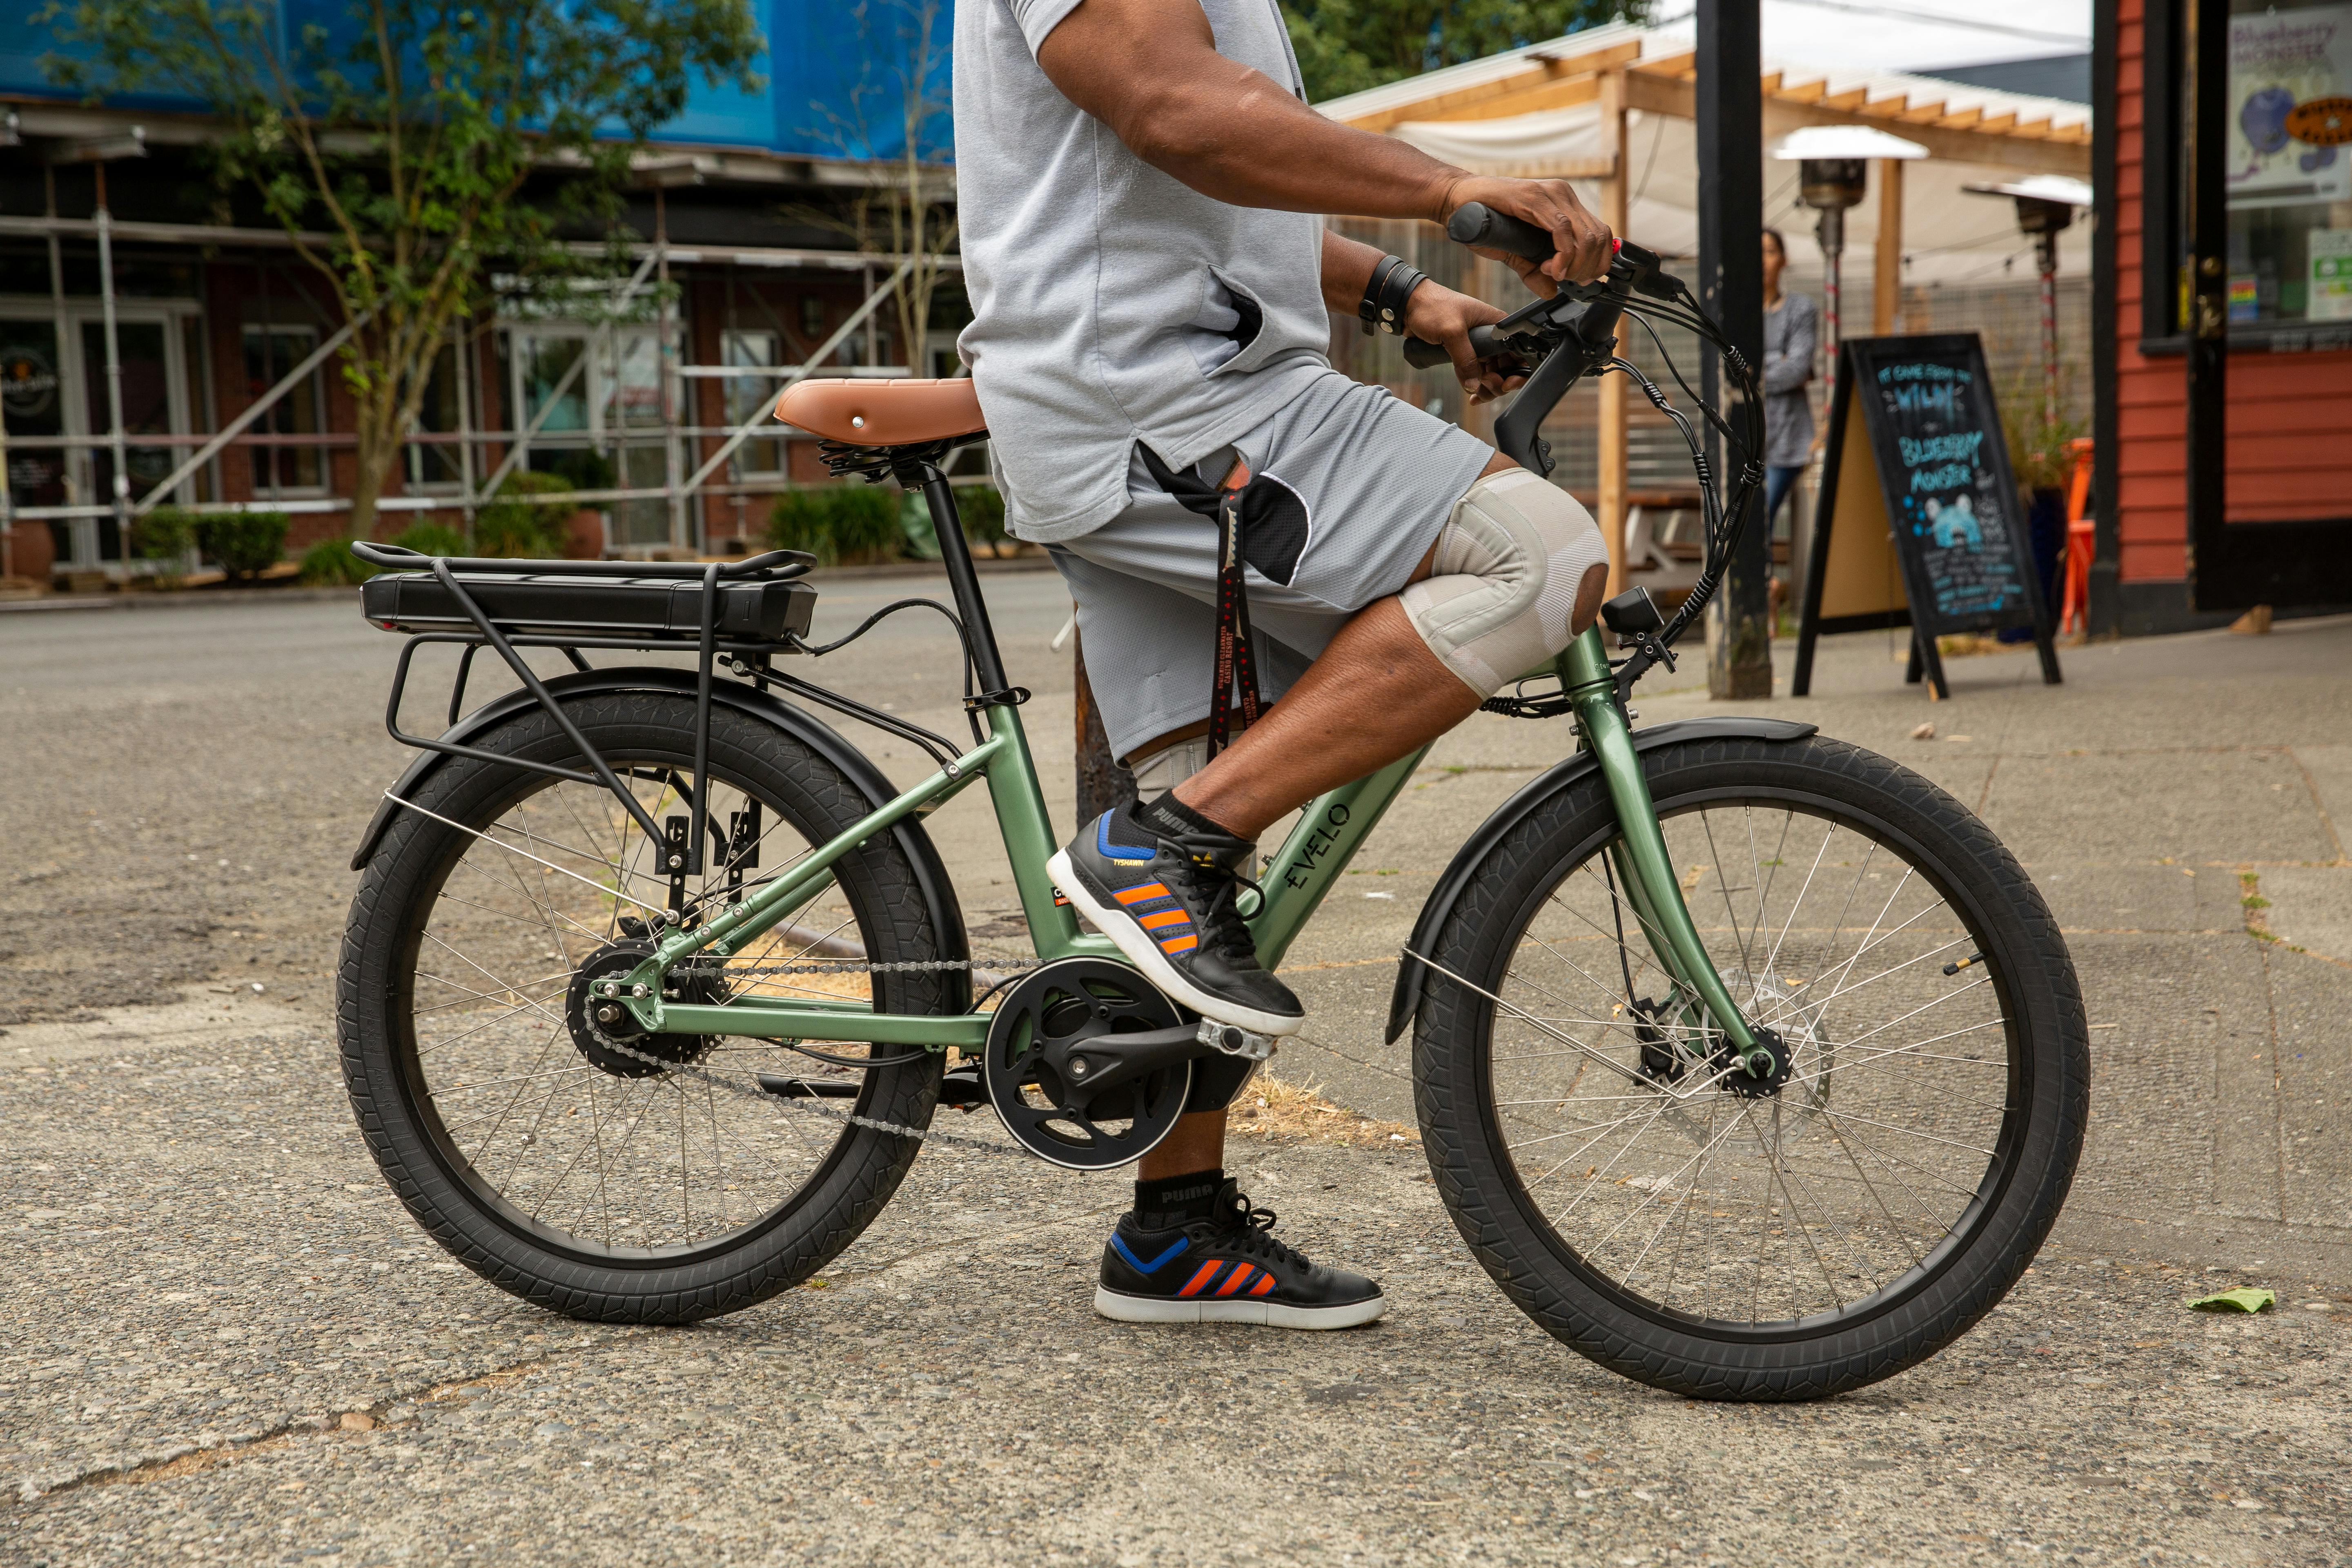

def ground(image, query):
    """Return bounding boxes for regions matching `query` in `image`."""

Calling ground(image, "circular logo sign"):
[2287,96,2352,148]
[0,345,58,420]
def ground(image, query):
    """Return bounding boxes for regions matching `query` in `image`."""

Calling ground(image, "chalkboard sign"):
[1791,334,2060,699]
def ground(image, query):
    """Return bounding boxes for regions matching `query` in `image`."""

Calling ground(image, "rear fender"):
[1384,716,1818,1043]
[350,666,971,1009]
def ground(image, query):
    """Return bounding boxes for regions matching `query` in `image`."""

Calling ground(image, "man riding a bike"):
[957,0,1617,1328]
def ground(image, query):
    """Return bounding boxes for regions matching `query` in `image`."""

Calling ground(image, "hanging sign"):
[1791,333,2061,699]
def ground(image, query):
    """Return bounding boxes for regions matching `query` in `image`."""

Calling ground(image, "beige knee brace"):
[1399,468,1608,697]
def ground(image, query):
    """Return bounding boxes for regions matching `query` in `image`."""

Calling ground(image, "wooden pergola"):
[1327,33,2094,592]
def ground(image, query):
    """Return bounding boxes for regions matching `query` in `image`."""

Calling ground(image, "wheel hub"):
[1720,1027,1793,1098]
[564,939,724,1078]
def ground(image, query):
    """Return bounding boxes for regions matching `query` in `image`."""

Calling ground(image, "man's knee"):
[1397,469,1609,696]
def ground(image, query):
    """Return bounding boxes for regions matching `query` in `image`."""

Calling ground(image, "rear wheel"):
[1414,735,2088,1399]
[339,692,952,1323]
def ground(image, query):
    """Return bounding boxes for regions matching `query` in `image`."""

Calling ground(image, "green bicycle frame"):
[605,625,1756,1070]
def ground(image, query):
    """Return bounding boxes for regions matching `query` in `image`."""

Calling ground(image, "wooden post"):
[1073,629,1135,824]
[1596,67,1630,597]
[1874,158,1904,336]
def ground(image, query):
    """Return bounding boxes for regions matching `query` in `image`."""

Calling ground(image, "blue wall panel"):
[1,0,958,162]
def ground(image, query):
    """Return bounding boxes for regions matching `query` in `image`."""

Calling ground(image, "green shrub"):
[299,536,380,586]
[473,471,575,559]
[131,506,198,564]
[955,485,1009,557]
[545,449,617,493]
[196,509,290,582]
[767,483,902,566]
[390,521,468,559]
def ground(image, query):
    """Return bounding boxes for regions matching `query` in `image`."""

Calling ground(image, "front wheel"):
[1414,734,2088,1400]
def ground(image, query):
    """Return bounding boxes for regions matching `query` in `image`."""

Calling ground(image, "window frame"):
[2140,0,2352,355]
[240,321,331,499]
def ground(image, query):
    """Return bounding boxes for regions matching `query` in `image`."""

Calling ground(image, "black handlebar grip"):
[1401,334,1450,370]
[1446,203,1555,264]
[1401,324,1508,371]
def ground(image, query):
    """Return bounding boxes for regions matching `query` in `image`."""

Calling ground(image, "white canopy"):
[1323,24,2094,287]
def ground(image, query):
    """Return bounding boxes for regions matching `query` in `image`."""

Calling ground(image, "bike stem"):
[1558,627,1764,1065]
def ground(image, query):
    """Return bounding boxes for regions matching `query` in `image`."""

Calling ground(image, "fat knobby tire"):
[1412,735,2090,1400]
[337,693,951,1325]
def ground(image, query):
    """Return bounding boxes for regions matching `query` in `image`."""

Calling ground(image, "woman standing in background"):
[1761,228,1819,537]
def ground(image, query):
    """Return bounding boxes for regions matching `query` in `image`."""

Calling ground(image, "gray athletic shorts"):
[1048,370,1492,764]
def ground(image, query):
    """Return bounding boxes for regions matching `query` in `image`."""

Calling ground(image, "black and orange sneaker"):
[1095,1178,1385,1330]
[1046,794,1305,1036]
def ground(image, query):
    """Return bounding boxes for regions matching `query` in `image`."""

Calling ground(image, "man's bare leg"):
[1130,458,1607,1177]
[1139,1108,1228,1183]
[1174,455,1606,840]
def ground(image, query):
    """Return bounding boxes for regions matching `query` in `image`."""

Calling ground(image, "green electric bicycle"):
[338,207,2087,1401]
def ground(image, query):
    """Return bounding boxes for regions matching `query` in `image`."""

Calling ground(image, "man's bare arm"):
[1320,229,1522,401]
[1034,0,1612,287]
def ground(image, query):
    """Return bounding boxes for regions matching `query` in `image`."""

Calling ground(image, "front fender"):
[1383,716,1818,1043]
[350,666,971,1009]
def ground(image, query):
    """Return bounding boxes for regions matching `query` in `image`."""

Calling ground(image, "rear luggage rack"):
[352,542,825,875]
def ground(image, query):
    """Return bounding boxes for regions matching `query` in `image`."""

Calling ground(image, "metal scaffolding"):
[1,198,956,575]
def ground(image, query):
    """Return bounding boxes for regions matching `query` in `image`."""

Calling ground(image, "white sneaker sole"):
[1093,1285,1388,1330]
[1046,848,1305,1037]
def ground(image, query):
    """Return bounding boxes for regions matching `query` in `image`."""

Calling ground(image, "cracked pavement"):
[4,584,2350,1565]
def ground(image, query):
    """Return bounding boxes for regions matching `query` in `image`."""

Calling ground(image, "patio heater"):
[1964,176,2096,424]
[1771,126,1926,406]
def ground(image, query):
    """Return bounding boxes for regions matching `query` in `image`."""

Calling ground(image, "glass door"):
[1,321,71,570]
[604,331,670,548]
[60,311,192,569]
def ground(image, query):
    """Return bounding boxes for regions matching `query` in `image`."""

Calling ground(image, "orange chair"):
[2057,438,2095,637]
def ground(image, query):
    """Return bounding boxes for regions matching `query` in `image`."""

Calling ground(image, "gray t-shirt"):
[953,0,1337,541]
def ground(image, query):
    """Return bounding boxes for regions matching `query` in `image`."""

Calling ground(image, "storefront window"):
[243,324,327,494]
[403,345,466,490]
[2226,0,2352,325]
[721,329,783,478]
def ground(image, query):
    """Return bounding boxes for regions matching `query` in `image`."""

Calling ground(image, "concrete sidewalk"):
[3,586,2348,1564]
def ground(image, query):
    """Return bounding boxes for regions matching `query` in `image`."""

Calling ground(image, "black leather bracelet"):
[1358,254,1428,336]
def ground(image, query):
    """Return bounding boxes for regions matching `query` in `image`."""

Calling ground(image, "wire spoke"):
[1484,793,2024,1330]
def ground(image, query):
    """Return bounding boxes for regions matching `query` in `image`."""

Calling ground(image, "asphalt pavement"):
[4,578,2349,1565]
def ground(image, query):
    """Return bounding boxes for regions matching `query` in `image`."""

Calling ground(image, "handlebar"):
[1399,204,1669,372]
[1401,324,1505,370]
[1443,201,1557,263]
[1374,203,1764,695]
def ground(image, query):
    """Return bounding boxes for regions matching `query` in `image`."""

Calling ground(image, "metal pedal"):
[1198,1019,1276,1062]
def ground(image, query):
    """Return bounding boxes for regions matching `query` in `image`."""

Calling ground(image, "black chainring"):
[982,957,1191,1171]
[565,938,726,1079]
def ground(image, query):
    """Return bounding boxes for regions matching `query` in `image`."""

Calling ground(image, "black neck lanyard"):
[1207,468,1263,761]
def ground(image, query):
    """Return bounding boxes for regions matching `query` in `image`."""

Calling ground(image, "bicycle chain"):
[594,957,1038,1158]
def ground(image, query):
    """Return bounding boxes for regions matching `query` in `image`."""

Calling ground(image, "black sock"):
[1134,1169,1225,1230]
[1132,791,1236,844]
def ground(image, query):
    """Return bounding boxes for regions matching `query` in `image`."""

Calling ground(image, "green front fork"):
[1557,629,1764,1068]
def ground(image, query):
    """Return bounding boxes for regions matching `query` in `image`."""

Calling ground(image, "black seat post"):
[899,458,1013,696]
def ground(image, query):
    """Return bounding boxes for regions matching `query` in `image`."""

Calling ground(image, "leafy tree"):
[42,0,764,537]
[1281,0,1649,103]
